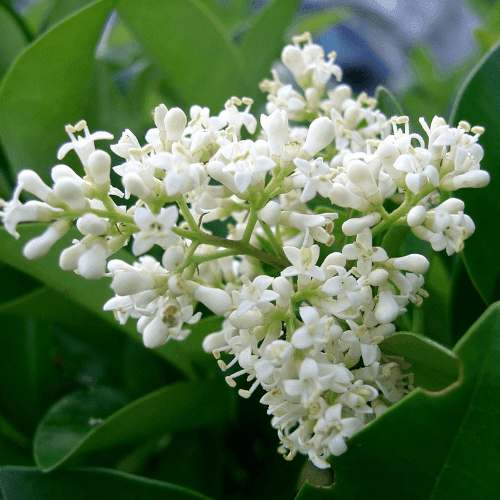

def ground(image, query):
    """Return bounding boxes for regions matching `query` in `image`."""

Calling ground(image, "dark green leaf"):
[449,40,500,304]
[116,0,246,111]
[241,0,301,104]
[375,85,403,118]
[418,250,454,347]
[0,0,114,182]
[297,302,500,499]
[449,256,488,344]
[0,224,207,378]
[381,331,459,392]
[34,379,234,471]
[0,466,214,499]
[0,317,56,434]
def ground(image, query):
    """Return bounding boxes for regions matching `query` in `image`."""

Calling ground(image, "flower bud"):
[390,254,430,274]
[229,309,264,329]
[111,271,155,296]
[77,213,109,236]
[281,45,305,77]
[193,285,231,315]
[78,242,108,280]
[51,164,82,182]
[441,170,490,190]
[347,160,379,197]
[88,150,111,186]
[164,107,187,141]
[59,242,86,271]
[54,178,87,210]
[272,276,293,299]
[342,213,381,236]
[143,317,168,348]
[435,197,464,214]
[261,110,288,156]
[329,184,363,209]
[259,201,281,226]
[122,173,151,199]
[374,287,399,324]
[162,246,185,271]
[407,205,427,227]
[202,331,227,353]
[303,117,335,156]
[23,219,69,260]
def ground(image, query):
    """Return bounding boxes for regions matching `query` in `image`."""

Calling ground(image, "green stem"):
[371,183,436,236]
[176,196,200,232]
[172,227,288,269]
[242,208,258,244]
[259,220,286,259]
[191,248,239,264]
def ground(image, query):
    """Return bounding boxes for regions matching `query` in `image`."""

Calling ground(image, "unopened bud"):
[164,107,187,141]
[194,285,231,315]
[390,254,429,274]
[342,213,381,236]
[303,117,335,156]
[407,205,427,227]
[88,150,111,186]
[23,219,69,260]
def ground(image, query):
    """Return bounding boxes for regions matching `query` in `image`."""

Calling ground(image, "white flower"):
[233,275,280,317]
[314,403,363,457]
[293,157,333,202]
[57,120,113,166]
[342,228,388,275]
[132,206,181,256]
[282,245,325,284]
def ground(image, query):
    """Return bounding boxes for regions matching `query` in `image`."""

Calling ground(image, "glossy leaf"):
[0,224,209,378]
[381,331,459,392]
[449,40,500,304]
[0,5,28,78]
[241,0,301,103]
[0,466,214,500]
[0,0,114,181]
[0,317,56,434]
[34,379,234,471]
[116,0,246,111]
[296,302,500,499]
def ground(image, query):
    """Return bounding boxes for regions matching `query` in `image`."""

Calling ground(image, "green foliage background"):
[0,1,499,498]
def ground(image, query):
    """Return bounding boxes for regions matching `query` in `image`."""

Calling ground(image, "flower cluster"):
[0,32,489,468]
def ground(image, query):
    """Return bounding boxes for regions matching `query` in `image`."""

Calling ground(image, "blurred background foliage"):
[0,0,499,498]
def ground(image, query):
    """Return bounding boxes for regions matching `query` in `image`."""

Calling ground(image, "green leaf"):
[0,466,214,500]
[297,302,500,499]
[381,332,460,392]
[287,7,351,40]
[0,4,28,78]
[417,250,454,347]
[0,224,208,378]
[0,0,114,182]
[375,85,403,118]
[241,0,301,103]
[34,379,234,471]
[0,285,91,326]
[449,40,500,304]
[44,0,97,28]
[116,0,246,111]
[0,317,56,434]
